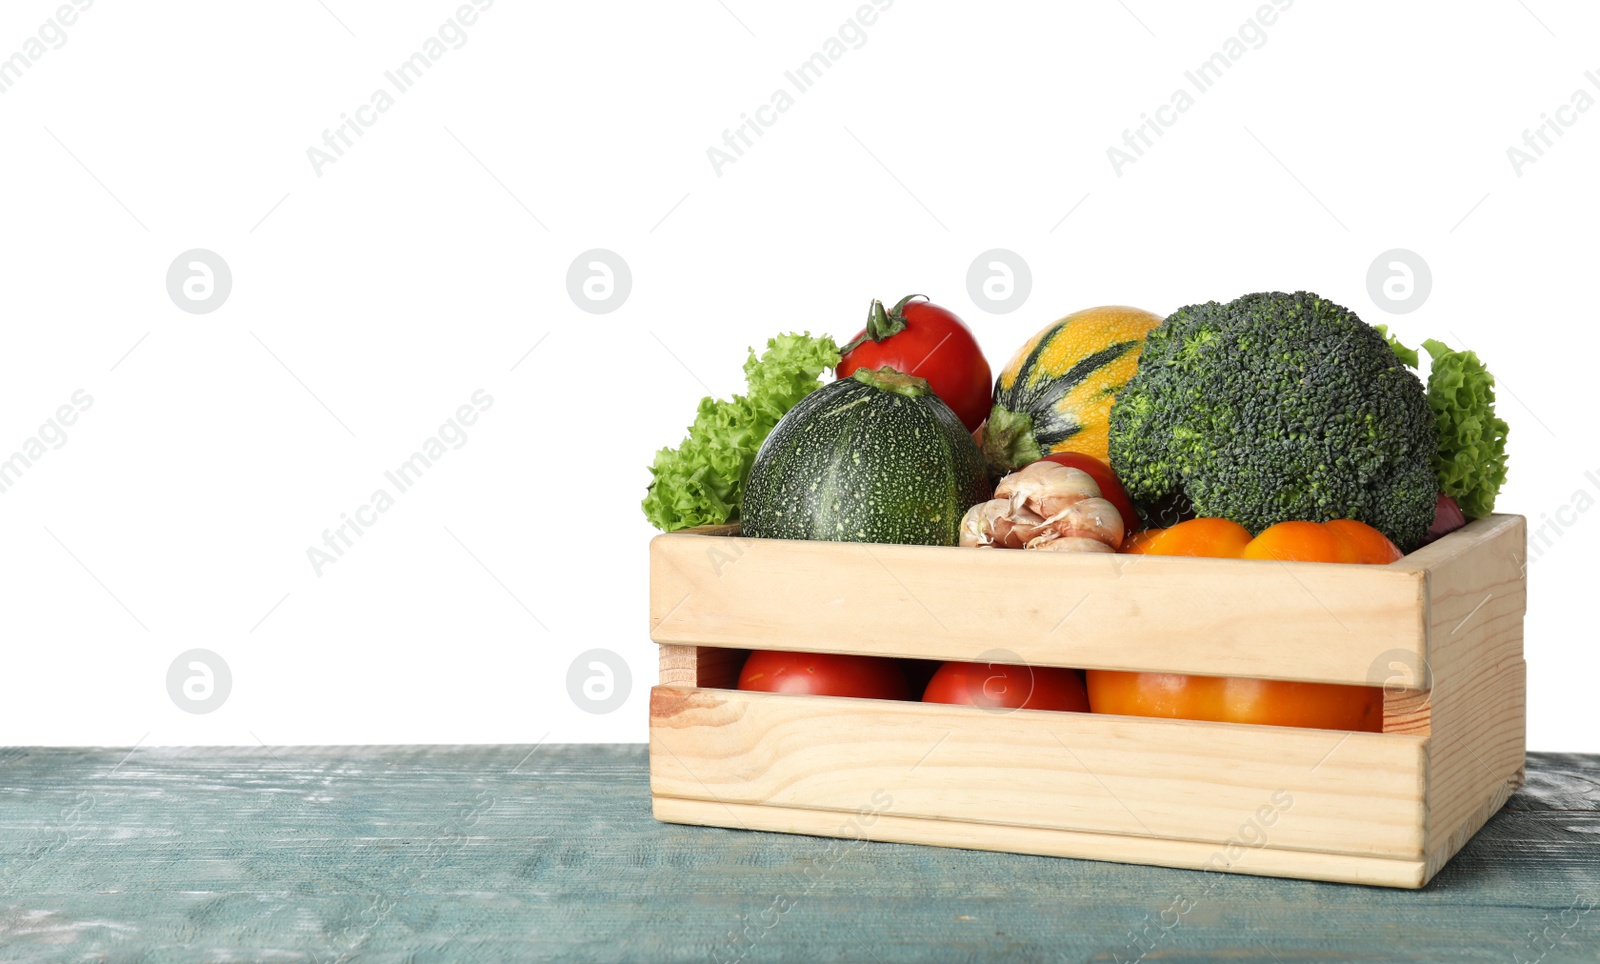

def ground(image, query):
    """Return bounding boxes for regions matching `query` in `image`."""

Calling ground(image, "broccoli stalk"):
[1107,292,1438,552]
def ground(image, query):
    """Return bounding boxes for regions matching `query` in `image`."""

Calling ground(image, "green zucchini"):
[740,367,992,546]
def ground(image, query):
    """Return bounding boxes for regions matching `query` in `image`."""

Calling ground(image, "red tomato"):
[1085,670,1382,732]
[900,658,943,697]
[737,650,911,700]
[837,295,993,432]
[921,661,1089,712]
[1038,453,1138,538]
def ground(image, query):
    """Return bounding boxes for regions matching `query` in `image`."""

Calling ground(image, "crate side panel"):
[652,796,1429,889]
[649,686,1427,860]
[1411,515,1527,877]
[649,533,1426,686]
[1387,514,1525,580]
[1425,659,1526,882]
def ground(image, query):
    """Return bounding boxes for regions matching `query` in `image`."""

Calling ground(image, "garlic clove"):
[997,462,1102,520]
[959,499,1011,548]
[1030,535,1116,553]
[1039,496,1125,551]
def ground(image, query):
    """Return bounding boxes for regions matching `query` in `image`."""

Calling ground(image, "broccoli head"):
[1108,291,1438,552]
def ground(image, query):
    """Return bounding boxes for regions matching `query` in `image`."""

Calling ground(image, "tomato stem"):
[841,294,928,354]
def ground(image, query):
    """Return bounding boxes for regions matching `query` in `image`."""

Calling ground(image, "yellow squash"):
[981,305,1162,473]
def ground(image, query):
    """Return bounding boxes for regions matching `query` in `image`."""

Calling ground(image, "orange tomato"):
[1128,517,1401,565]
[1243,519,1402,564]
[1323,519,1404,564]
[1085,670,1383,732]
[1105,515,1397,732]
[1121,518,1254,558]
[1240,520,1347,562]
[1120,528,1165,554]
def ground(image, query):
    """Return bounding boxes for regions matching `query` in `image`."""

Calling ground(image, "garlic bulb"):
[962,461,1124,553]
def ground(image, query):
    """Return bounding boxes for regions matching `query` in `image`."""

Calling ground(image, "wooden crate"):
[647,514,1526,888]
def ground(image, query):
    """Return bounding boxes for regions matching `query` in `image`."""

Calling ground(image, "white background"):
[0,0,1593,749]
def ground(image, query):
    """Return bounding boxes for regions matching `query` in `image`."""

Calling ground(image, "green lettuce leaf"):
[1373,324,1420,368]
[1421,338,1509,518]
[642,332,841,532]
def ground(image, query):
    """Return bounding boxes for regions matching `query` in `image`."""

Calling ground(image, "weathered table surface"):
[1,746,1596,963]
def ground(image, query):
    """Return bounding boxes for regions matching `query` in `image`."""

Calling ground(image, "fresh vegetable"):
[1375,324,1420,369]
[1108,291,1438,552]
[642,332,840,532]
[1243,520,1402,565]
[982,305,1163,474]
[1122,517,1254,557]
[1085,671,1382,731]
[838,295,993,432]
[1420,340,1511,518]
[1376,328,1510,520]
[958,461,1123,551]
[921,661,1089,712]
[1108,515,1395,730]
[901,659,944,697]
[1125,517,1401,564]
[738,650,910,700]
[1037,453,1137,540]
[740,367,992,546]
[1427,493,1468,543]
[1322,519,1404,564]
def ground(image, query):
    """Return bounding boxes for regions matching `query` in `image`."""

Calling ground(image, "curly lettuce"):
[642,332,841,532]
[1374,324,1420,368]
[1376,326,1509,518]
[1421,338,1509,518]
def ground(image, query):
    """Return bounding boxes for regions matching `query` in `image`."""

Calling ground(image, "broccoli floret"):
[1108,291,1438,551]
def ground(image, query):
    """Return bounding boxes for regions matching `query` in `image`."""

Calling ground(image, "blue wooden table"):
[1,745,1595,962]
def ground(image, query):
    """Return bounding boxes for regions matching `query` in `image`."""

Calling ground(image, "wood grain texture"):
[1383,687,1433,735]
[658,643,747,688]
[1395,514,1528,881]
[652,796,1430,888]
[0,746,1593,963]
[650,524,1435,686]
[651,686,1428,863]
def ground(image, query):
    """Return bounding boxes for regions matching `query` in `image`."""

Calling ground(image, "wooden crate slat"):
[652,796,1429,889]
[650,530,1428,687]
[650,686,1427,860]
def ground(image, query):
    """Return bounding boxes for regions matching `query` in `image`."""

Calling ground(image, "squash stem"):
[851,366,931,397]
[979,403,1043,474]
